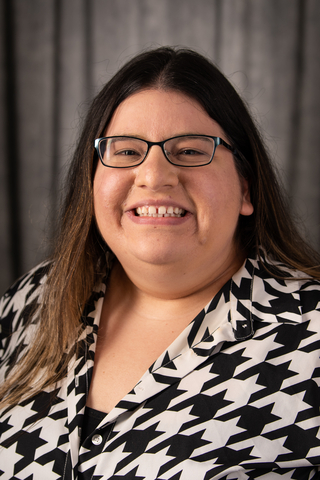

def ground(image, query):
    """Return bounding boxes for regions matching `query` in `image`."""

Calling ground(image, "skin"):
[88,89,254,412]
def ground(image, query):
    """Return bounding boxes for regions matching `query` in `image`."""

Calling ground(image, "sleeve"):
[0,263,49,372]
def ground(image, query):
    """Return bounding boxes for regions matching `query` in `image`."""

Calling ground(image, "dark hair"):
[2,46,319,407]
[68,46,320,263]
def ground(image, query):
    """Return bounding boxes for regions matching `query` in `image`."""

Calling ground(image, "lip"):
[124,199,191,213]
[126,209,192,225]
[124,199,192,225]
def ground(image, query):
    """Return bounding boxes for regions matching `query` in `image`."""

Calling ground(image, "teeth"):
[135,206,185,217]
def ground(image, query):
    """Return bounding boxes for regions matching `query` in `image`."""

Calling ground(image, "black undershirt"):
[78,406,111,480]
[80,406,106,445]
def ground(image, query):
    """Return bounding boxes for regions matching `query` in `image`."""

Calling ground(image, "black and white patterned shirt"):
[0,255,320,479]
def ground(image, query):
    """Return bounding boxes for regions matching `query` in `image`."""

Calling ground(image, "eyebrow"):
[102,132,218,140]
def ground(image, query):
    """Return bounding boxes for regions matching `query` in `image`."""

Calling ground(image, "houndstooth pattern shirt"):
[0,255,320,479]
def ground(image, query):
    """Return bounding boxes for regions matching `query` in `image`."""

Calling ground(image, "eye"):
[115,149,141,156]
[178,148,205,156]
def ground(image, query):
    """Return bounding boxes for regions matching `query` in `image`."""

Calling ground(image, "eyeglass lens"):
[98,136,216,167]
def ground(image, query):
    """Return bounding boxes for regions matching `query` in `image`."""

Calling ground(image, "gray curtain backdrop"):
[0,0,319,294]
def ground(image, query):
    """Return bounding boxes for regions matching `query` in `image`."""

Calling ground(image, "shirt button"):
[91,433,103,446]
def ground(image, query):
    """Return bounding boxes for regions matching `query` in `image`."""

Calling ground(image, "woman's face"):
[93,89,253,287]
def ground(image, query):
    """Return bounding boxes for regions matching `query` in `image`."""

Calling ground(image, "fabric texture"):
[0,255,320,479]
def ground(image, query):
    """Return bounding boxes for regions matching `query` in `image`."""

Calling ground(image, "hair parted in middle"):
[67,45,314,268]
[2,46,319,408]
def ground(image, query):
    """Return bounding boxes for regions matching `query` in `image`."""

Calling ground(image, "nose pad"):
[134,146,179,190]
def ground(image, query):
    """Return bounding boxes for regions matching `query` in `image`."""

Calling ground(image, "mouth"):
[135,206,186,217]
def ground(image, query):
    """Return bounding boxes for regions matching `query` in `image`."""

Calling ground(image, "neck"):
[107,249,246,323]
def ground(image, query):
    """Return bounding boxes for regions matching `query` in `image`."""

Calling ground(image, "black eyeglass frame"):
[94,135,238,168]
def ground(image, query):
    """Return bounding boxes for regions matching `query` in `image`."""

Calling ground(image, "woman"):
[0,47,319,479]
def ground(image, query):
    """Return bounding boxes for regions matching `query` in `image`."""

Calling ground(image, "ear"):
[240,178,254,216]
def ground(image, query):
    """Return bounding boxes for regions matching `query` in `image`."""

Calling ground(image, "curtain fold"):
[0,0,319,293]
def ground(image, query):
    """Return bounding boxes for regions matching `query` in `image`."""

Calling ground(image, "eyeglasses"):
[94,135,237,168]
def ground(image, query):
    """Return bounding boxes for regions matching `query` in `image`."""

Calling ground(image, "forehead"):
[105,89,225,140]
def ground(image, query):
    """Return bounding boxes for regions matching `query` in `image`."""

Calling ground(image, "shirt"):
[0,254,320,479]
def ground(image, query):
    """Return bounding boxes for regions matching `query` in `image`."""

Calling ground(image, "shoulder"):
[246,254,320,324]
[0,262,51,359]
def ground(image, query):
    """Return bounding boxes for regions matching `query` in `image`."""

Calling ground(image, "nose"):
[134,145,179,191]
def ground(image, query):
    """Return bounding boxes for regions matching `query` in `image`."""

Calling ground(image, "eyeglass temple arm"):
[216,138,238,156]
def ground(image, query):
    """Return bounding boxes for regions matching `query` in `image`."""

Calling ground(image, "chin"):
[135,252,182,266]
[117,244,186,268]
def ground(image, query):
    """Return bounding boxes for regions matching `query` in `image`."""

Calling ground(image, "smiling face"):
[93,89,253,295]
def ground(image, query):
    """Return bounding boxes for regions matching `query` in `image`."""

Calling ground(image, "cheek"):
[93,174,109,224]
[93,168,128,226]
[200,170,243,208]
[195,170,245,228]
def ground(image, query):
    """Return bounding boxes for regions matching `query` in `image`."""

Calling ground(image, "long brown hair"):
[1,46,319,407]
